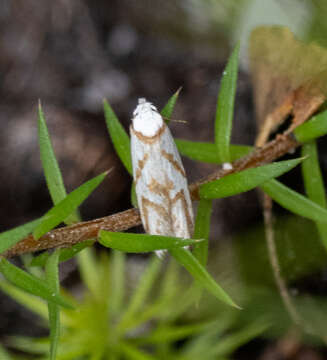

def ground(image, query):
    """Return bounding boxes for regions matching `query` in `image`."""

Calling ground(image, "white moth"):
[130,98,194,256]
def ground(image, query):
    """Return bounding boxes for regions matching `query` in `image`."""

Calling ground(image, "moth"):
[130,98,194,256]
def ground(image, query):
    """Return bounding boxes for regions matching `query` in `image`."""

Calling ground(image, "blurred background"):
[1,0,327,358]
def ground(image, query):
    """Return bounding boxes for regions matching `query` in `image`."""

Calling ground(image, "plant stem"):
[4,133,299,258]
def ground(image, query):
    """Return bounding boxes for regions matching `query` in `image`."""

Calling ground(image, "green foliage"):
[38,103,79,224]
[3,250,265,360]
[0,258,73,309]
[99,231,202,252]
[169,247,240,309]
[294,109,327,142]
[0,218,43,254]
[199,158,303,199]
[33,171,107,239]
[104,99,132,174]
[0,344,12,360]
[45,250,60,360]
[301,141,327,249]
[261,179,327,223]
[30,240,94,267]
[2,43,327,359]
[192,199,212,267]
[161,87,181,121]
[175,140,252,163]
[99,231,237,308]
[215,43,240,163]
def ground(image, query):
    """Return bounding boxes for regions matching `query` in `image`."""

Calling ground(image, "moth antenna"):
[163,117,188,124]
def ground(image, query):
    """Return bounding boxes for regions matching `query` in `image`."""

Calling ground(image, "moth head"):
[132,98,164,137]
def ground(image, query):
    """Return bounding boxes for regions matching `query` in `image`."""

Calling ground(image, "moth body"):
[130,98,194,256]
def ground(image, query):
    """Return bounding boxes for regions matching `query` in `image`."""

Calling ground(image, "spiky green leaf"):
[45,249,60,360]
[169,247,239,308]
[294,110,327,143]
[302,141,327,250]
[104,100,132,174]
[99,231,203,253]
[176,139,252,163]
[0,258,73,308]
[38,103,79,224]
[192,199,212,267]
[30,240,94,267]
[215,43,240,163]
[0,218,43,254]
[33,172,107,239]
[161,88,181,122]
[261,179,327,223]
[199,158,303,199]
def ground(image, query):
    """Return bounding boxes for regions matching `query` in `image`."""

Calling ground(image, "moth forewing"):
[130,98,194,256]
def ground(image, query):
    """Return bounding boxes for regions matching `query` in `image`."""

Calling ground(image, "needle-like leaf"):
[33,172,107,239]
[199,158,303,199]
[169,247,240,309]
[0,218,43,254]
[45,249,60,360]
[0,258,73,309]
[38,102,79,224]
[176,139,252,163]
[215,43,240,163]
[99,231,203,253]
[104,99,132,174]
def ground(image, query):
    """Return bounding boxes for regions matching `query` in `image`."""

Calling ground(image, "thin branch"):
[4,133,299,258]
[262,193,302,326]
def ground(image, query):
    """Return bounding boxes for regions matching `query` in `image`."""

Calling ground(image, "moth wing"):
[159,126,194,239]
[130,126,175,237]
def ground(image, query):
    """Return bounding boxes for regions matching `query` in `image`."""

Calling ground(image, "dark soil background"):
[1,1,327,358]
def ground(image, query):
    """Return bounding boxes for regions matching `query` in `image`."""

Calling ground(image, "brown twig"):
[3,132,299,258]
[262,193,302,326]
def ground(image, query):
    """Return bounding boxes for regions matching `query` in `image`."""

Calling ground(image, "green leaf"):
[0,258,73,309]
[199,157,303,199]
[302,142,326,208]
[176,139,252,164]
[161,88,181,121]
[215,43,240,163]
[38,103,79,224]
[302,141,327,250]
[99,231,203,253]
[261,179,327,223]
[30,240,94,267]
[0,218,43,254]
[169,247,239,308]
[45,249,60,360]
[0,280,48,319]
[111,251,126,315]
[120,342,157,360]
[103,99,132,174]
[118,256,161,331]
[294,110,327,143]
[192,199,212,267]
[77,247,100,298]
[209,321,269,357]
[0,344,12,360]
[136,323,206,344]
[33,172,107,239]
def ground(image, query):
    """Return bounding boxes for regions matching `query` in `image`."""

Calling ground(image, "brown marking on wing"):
[130,123,166,144]
[141,196,173,235]
[171,189,194,236]
[135,153,149,182]
[161,149,186,177]
[148,177,174,197]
